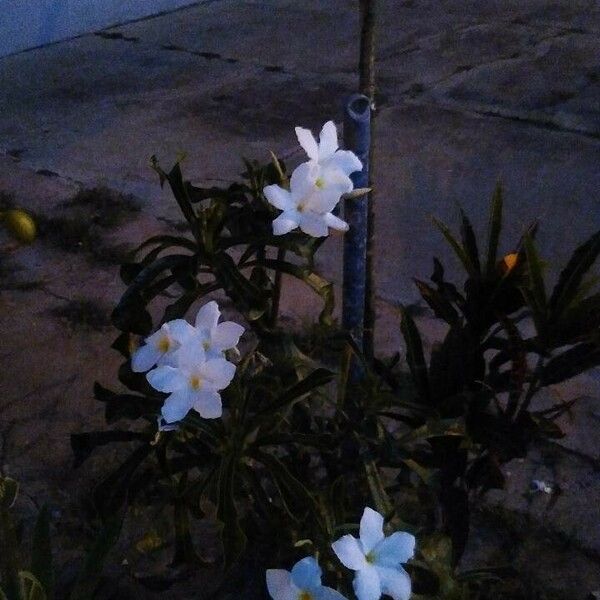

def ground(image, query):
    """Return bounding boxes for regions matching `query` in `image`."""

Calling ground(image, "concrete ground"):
[0,0,599,597]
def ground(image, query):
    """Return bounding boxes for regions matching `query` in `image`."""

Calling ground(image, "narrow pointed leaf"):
[550,230,600,318]
[523,234,547,319]
[485,183,503,277]
[432,217,476,277]
[460,209,481,276]
[399,306,430,403]
[31,506,53,599]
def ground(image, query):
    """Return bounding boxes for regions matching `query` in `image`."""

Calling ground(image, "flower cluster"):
[267,508,415,600]
[264,121,362,237]
[131,301,244,424]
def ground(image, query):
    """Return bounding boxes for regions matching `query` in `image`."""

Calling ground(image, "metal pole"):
[343,93,371,357]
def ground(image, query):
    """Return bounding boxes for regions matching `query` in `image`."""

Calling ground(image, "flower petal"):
[273,213,299,236]
[167,319,196,343]
[195,301,220,331]
[161,387,196,423]
[264,184,294,211]
[360,507,385,554]
[290,161,318,203]
[299,213,329,237]
[147,365,186,392]
[331,535,366,571]
[315,587,349,600]
[305,187,344,214]
[131,343,162,373]
[324,212,349,232]
[353,566,381,600]
[192,390,222,419]
[322,168,354,194]
[318,121,339,162]
[295,126,319,161]
[291,557,322,591]
[171,341,206,371]
[325,150,363,176]
[266,569,298,600]
[212,321,245,351]
[373,532,416,568]
[200,358,236,389]
[375,566,411,600]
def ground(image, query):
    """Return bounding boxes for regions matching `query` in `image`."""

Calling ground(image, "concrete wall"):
[0,0,201,57]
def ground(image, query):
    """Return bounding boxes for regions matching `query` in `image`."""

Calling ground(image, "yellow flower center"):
[157,337,171,353]
[315,177,325,189]
[202,340,211,351]
[365,551,375,564]
[299,593,313,600]
[297,203,306,213]
[189,375,203,390]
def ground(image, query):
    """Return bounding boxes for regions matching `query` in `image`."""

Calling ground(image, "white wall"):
[0,0,201,57]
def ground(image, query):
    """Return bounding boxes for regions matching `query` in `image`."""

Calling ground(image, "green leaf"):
[540,342,600,385]
[248,258,334,326]
[397,418,465,445]
[413,279,459,325]
[523,234,547,323]
[550,230,600,318]
[94,382,161,424]
[254,451,319,519]
[485,183,503,277]
[112,254,194,334]
[215,456,246,568]
[364,459,393,516]
[0,477,18,510]
[30,506,53,599]
[18,572,46,600]
[0,480,20,600]
[71,430,150,468]
[399,306,430,404]
[459,209,481,276]
[432,216,476,277]
[212,253,268,322]
[135,234,197,255]
[92,444,152,519]
[252,368,333,422]
[68,517,122,600]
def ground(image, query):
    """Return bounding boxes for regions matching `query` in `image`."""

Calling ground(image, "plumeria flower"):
[266,556,347,600]
[332,508,415,600]
[147,343,236,423]
[131,320,196,372]
[295,120,363,185]
[265,162,350,237]
[187,301,245,358]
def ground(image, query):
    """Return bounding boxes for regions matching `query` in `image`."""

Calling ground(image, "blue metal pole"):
[342,93,371,356]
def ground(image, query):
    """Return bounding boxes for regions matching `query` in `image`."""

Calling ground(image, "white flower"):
[266,556,348,600]
[186,301,245,358]
[131,320,195,372]
[264,162,350,237]
[147,343,236,423]
[331,508,415,600]
[295,120,363,185]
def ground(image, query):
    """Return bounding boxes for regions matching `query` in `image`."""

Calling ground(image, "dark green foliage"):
[76,164,600,599]
[396,184,600,564]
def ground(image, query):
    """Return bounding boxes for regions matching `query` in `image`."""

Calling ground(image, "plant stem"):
[359,0,377,360]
